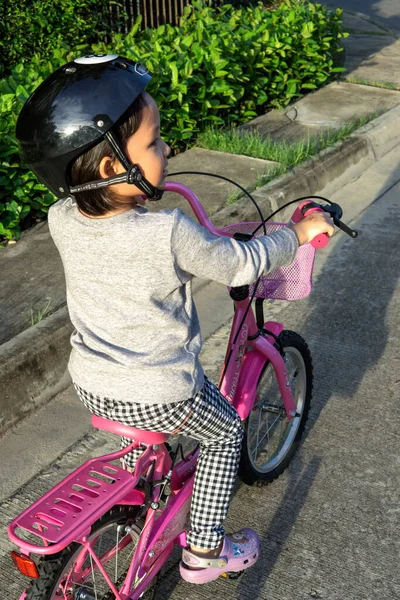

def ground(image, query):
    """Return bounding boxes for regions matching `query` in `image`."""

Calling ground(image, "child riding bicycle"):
[16,54,334,584]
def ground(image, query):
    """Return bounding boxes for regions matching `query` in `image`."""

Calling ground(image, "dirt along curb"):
[1,103,400,435]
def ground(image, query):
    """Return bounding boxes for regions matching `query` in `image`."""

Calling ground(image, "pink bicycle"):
[8,182,357,599]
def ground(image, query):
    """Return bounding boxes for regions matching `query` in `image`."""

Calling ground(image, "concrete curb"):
[212,105,400,226]
[1,104,399,434]
[0,308,73,434]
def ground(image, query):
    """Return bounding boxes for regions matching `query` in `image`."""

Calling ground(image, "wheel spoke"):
[32,510,145,600]
[288,367,299,388]
[254,412,281,461]
[253,407,263,462]
[243,335,311,479]
[115,527,120,583]
[89,552,98,600]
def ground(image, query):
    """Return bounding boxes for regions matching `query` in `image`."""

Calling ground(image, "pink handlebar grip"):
[310,232,329,249]
[291,201,329,249]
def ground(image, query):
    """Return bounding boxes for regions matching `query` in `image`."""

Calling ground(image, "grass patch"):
[197,112,380,202]
[226,165,287,205]
[344,76,400,91]
[30,299,52,326]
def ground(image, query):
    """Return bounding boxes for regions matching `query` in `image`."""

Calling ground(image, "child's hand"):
[289,211,335,246]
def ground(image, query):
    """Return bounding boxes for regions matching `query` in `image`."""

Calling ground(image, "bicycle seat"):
[91,415,170,444]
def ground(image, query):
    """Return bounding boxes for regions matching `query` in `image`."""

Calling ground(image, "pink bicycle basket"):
[221,222,316,301]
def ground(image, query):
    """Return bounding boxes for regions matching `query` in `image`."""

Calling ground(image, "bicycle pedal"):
[220,570,244,580]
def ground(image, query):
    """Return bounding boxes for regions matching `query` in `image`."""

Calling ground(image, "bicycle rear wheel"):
[25,506,156,600]
[239,330,313,486]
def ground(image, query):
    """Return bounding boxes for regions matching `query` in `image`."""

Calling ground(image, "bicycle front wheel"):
[25,506,156,600]
[239,330,313,486]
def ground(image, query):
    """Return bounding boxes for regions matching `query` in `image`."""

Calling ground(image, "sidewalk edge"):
[0,307,73,434]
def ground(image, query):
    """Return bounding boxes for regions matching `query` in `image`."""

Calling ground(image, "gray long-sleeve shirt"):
[48,196,298,405]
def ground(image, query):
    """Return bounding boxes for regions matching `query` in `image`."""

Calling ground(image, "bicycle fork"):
[253,332,298,418]
[220,297,297,421]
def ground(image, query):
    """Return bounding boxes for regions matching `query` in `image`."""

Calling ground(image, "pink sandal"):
[179,529,260,584]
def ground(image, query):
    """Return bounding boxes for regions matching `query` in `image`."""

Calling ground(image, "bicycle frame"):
[10,182,297,600]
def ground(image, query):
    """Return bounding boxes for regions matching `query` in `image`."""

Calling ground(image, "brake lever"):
[319,203,358,238]
[334,219,358,238]
[317,202,342,220]
[292,201,358,248]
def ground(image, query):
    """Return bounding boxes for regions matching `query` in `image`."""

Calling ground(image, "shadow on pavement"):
[301,165,400,443]
[237,455,322,599]
[327,0,400,33]
[323,1,400,86]
[234,161,400,597]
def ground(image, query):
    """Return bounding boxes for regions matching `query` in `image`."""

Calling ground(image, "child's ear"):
[99,156,124,179]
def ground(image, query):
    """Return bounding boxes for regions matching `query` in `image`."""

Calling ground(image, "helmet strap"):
[126,165,164,200]
[104,130,164,201]
[69,165,164,200]
[69,130,164,200]
[104,130,131,170]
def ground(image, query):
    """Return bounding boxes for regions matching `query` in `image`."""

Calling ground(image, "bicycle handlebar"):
[164,181,232,237]
[291,201,358,248]
[163,182,358,247]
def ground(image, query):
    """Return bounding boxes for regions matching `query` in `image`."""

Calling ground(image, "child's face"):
[109,92,170,202]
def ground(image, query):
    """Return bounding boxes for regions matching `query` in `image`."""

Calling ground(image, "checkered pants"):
[73,377,243,549]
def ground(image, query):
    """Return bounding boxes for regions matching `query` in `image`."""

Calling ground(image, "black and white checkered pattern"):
[74,377,243,549]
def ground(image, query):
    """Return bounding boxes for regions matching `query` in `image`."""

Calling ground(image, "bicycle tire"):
[25,505,157,600]
[239,330,313,487]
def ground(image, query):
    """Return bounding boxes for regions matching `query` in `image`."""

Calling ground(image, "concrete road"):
[1,145,399,599]
[319,0,400,87]
[325,0,400,32]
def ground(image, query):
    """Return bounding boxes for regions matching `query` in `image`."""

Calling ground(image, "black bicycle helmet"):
[16,54,162,199]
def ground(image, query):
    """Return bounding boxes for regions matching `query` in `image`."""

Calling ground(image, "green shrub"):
[102,0,346,146]
[0,0,347,243]
[0,48,75,241]
[0,0,123,77]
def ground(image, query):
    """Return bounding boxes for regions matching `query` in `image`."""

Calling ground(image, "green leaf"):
[182,34,194,47]
[15,85,29,99]
[169,62,179,88]
[286,80,297,95]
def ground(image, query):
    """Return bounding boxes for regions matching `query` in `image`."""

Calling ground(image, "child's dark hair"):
[70,91,147,216]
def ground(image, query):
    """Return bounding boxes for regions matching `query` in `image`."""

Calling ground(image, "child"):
[17,55,334,584]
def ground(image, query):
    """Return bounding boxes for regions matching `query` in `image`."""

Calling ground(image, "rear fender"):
[117,488,146,506]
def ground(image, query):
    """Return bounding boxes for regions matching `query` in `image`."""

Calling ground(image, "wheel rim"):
[49,517,141,599]
[246,346,307,474]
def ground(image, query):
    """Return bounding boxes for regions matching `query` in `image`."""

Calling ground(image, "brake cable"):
[167,171,267,235]
[166,171,334,388]
[252,195,333,235]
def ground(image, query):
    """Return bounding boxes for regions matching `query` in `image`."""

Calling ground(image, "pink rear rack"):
[9,457,138,555]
